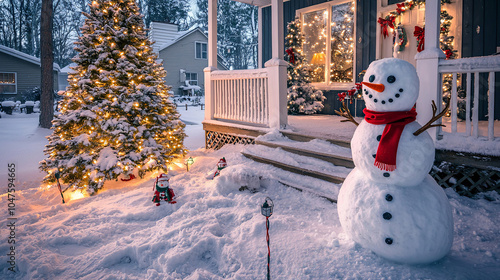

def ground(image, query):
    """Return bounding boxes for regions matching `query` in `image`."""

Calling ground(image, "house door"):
[377,1,425,67]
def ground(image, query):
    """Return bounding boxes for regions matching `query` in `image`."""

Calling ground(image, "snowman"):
[337,58,453,264]
[152,173,176,206]
[206,157,228,180]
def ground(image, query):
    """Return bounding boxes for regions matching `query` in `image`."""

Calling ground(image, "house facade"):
[203,0,499,149]
[151,22,227,96]
[0,45,60,101]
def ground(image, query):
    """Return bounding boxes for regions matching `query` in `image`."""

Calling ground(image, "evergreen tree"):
[285,19,325,114]
[40,0,186,194]
[330,2,354,83]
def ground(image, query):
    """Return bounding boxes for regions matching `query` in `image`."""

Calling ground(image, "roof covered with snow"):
[0,44,60,71]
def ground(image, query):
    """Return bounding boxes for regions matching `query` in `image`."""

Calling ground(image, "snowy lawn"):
[1,109,500,279]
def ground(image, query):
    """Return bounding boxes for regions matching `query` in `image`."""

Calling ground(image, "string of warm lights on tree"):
[40,0,186,194]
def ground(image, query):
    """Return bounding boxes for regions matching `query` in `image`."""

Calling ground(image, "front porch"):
[202,0,499,195]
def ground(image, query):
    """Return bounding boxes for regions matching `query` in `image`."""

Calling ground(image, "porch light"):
[261,197,274,217]
[186,157,194,171]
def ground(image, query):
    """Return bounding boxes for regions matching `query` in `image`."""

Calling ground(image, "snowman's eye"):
[369,75,375,82]
[387,75,396,83]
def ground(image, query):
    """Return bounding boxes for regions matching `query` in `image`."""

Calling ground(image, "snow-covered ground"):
[1,109,499,279]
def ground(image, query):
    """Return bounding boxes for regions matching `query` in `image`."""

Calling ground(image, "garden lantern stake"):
[261,197,274,280]
[54,172,65,204]
[186,157,194,171]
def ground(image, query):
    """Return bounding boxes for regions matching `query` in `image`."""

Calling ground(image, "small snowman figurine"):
[337,58,453,264]
[206,157,228,180]
[152,173,176,206]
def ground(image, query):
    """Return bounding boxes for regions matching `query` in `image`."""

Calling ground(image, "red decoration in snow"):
[286,48,296,64]
[413,26,425,52]
[120,174,136,181]
[378,16,396,39]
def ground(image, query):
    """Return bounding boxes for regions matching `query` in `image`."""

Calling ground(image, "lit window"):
[300,1,355,85]
[185,72,198,85]
[303,9,327,83]
[0,72,16,94]
[196,42,207,59]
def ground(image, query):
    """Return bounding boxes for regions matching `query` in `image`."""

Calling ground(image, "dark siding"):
[0,52,58,101]
[262,0,377,115]
[462,0,500,120]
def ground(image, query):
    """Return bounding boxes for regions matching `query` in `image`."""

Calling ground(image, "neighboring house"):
[0,44,60,101]
[150,22,227,96]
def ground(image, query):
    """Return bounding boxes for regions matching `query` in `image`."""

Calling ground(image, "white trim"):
[185,72,199,85]
[0,72,17,95]
[258,7,263,68]
[195,41,208,60]
[296,0,357,87]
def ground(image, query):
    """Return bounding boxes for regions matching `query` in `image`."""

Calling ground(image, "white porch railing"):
[438,55,500,141]
[210,68,269,126]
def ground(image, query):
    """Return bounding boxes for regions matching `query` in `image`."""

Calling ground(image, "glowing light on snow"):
[69,191,85,201]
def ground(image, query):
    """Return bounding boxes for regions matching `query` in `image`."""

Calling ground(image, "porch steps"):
[279,130,351,149]
[255,139,354,168]
[241,133,354,196]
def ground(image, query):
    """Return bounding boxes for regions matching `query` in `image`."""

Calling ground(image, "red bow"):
[286,48,296,64]
[444,49,453,59]
[396,3,406,14]
[378,16,395,38]
[413,26,425,52]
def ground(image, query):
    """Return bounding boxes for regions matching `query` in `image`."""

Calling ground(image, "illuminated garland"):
[378,0,455,58]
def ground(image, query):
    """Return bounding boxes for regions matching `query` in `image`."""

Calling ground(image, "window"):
[0,72,16,94]
[195,42,207,59]
[185,72,198,85]
[300,1,355,87]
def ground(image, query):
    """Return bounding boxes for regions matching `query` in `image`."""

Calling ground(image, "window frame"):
[195,41,208,60]
[297,0,357,90]
[0,72,17,94]
[185,72,198,86]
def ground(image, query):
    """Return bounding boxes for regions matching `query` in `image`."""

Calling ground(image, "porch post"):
[204,0,218,122]
[265,0,287,129]
[415,0,445,141]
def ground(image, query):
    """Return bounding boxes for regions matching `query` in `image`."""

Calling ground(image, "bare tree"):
[39,0,54,128]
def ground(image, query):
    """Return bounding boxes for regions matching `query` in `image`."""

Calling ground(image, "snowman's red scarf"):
[363,108,417,171]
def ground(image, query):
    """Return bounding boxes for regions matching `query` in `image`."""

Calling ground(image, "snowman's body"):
[338,168,454,264]
[337,58,454,264]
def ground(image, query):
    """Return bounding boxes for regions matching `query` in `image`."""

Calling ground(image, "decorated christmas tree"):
[285,19,325,115]
[40,0,186,194]
[330,2,355,83]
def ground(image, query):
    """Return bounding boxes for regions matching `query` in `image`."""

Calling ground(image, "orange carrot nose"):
[362,82,385,92]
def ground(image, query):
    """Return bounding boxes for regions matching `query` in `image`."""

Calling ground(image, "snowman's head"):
[156,173,170,188]
[361,58,419,112]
